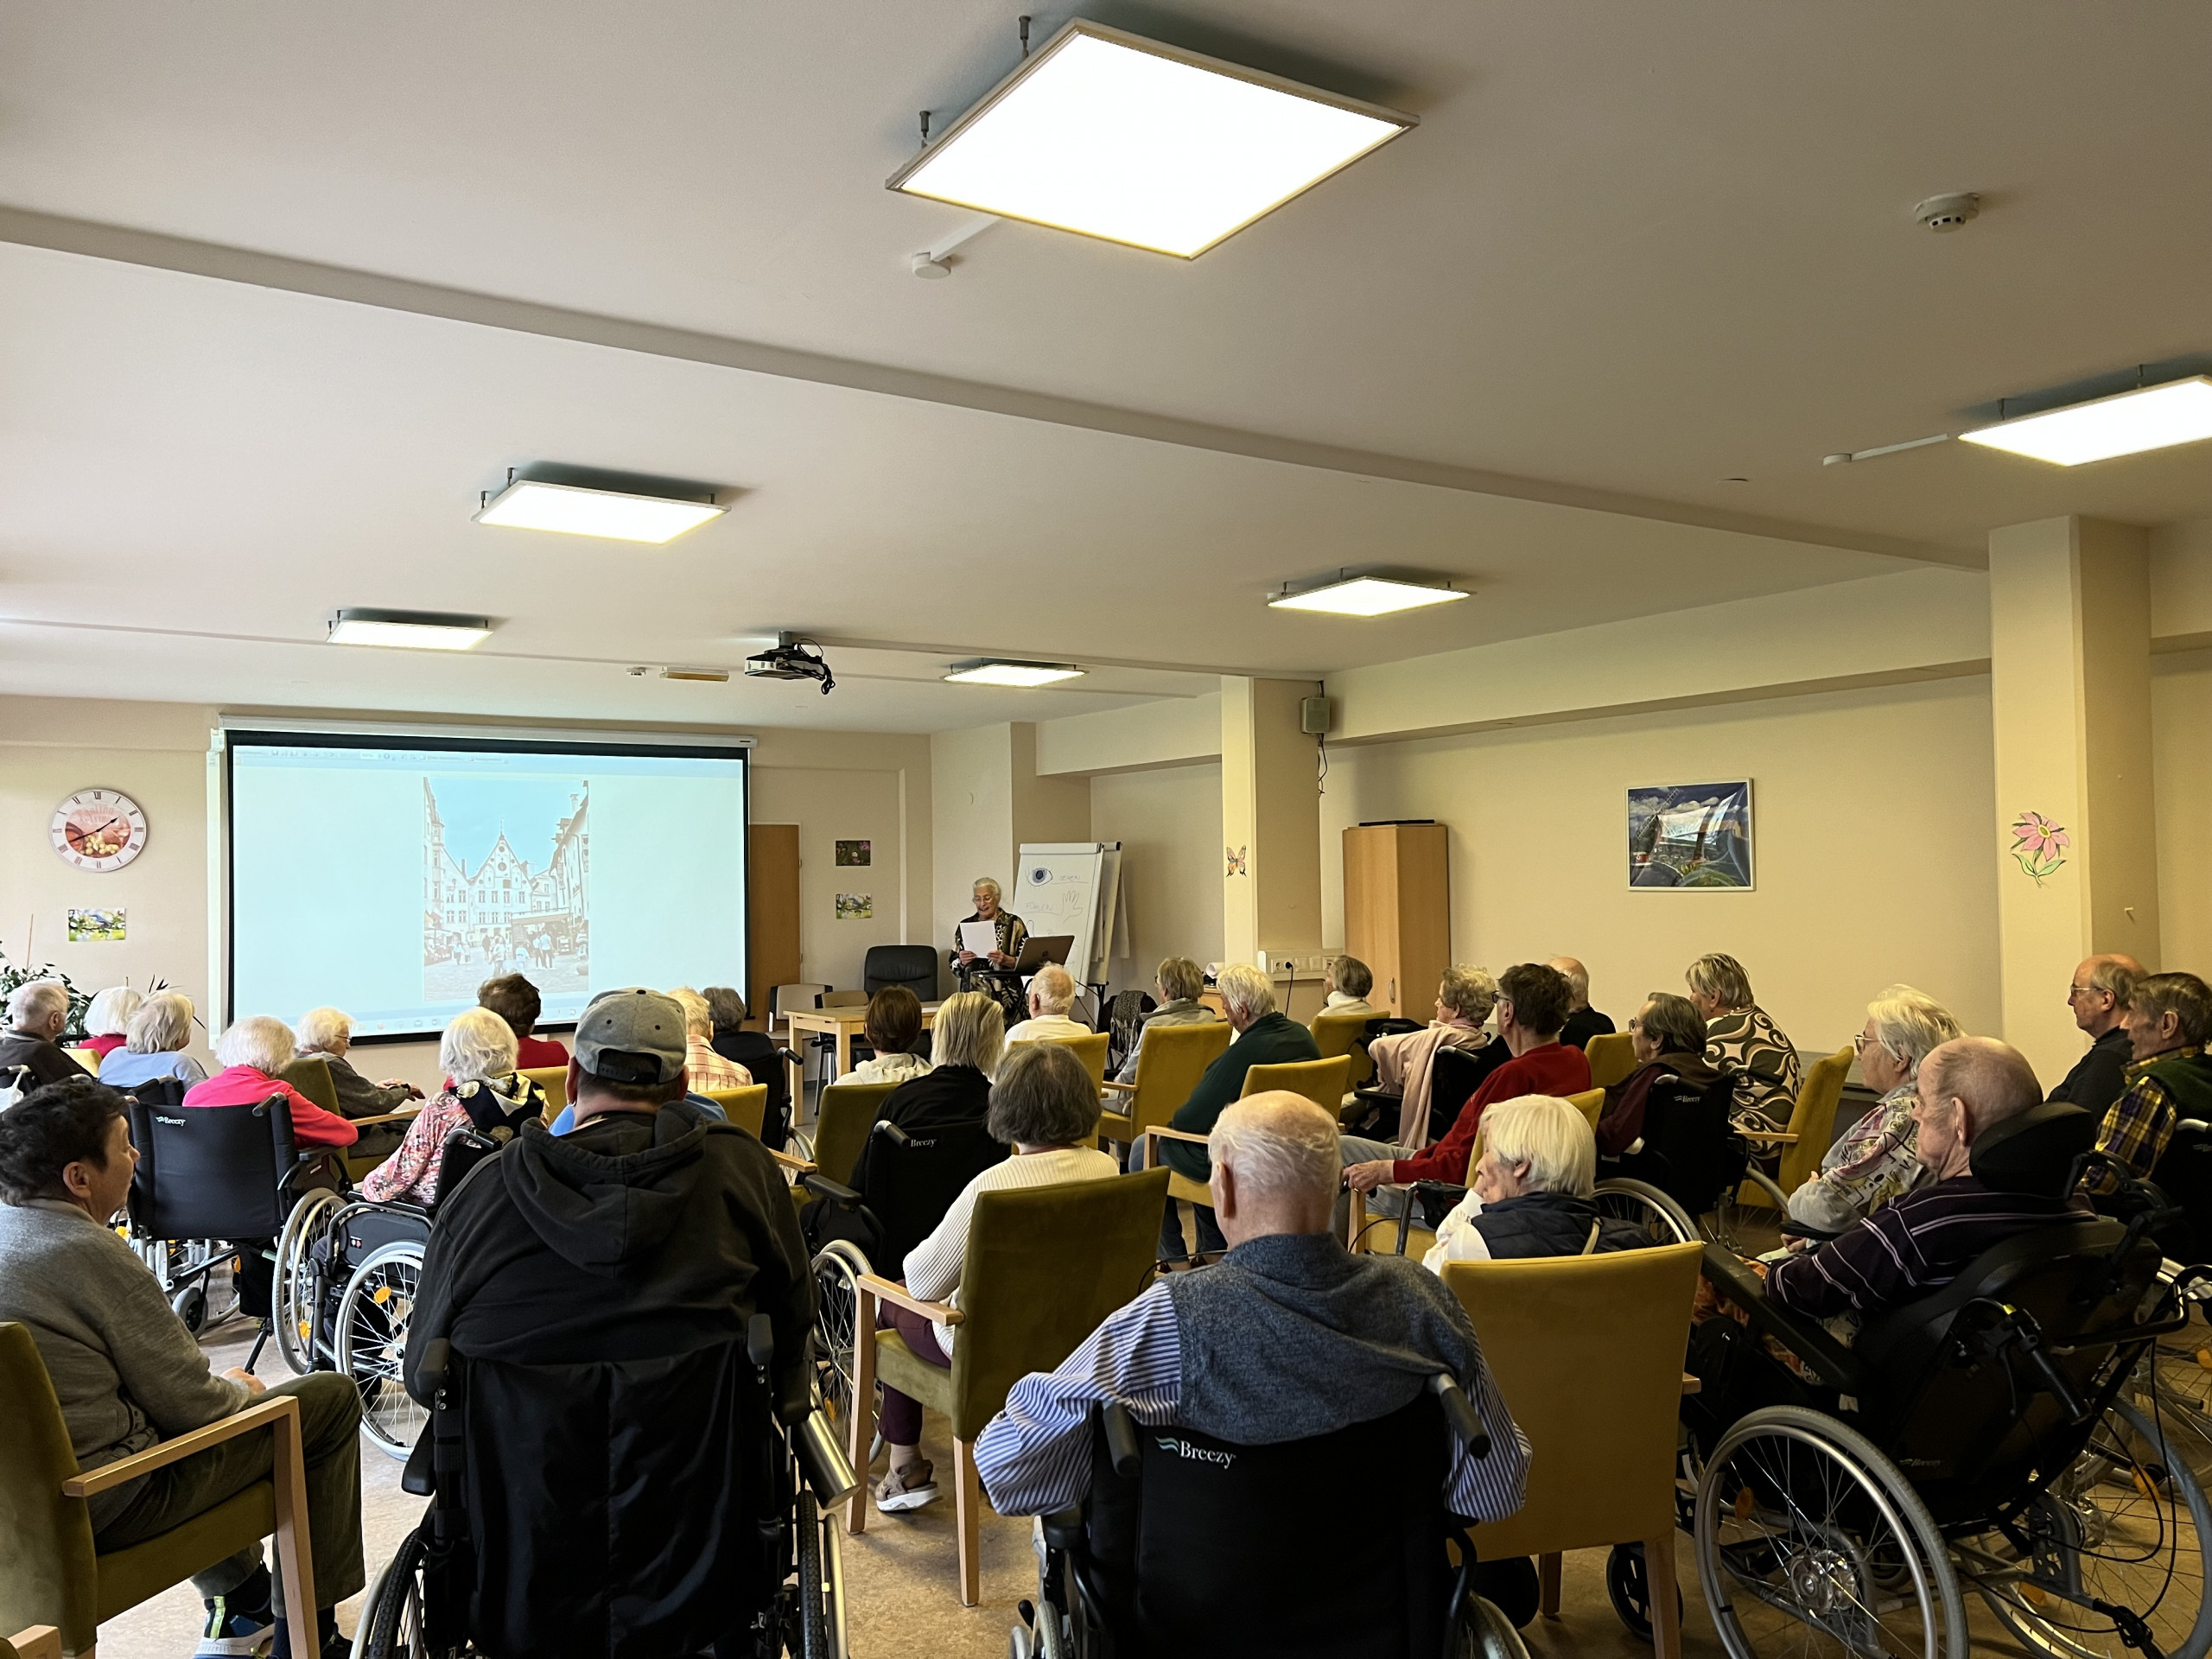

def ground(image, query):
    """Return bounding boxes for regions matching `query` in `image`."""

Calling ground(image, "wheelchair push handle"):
[1430,1373,1491,1459]
[1103,1402,1142,1478]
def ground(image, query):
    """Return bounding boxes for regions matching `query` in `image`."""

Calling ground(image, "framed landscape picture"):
[1628,781,1753,889]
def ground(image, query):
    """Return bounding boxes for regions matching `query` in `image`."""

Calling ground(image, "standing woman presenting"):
[951,877,1029,1027]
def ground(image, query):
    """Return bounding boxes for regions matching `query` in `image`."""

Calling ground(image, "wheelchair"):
[1677,1101,2212,1659]
[353,1317,857,1657]
[1013,1374,1528,1659]
[1597,1069,1783,1251]
[123,1085,346,1354]
[801,1116,1007,1426]
[270,1127,505,1459]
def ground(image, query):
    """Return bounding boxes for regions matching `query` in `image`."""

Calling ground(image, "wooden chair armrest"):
[854,1272,963,1326]
[1681,1372,1701,1396]
[1740,1130,1799,1145]
[5,1625,62,1659]
[769,1148,816,1174]
[62,1394,301,1498]
[346,1109,421,1130]
[1140,1125,1211,1148]
[1100,1079,1139,1095]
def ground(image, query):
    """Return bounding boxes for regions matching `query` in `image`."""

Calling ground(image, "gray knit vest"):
[1162,1230,1483,1446]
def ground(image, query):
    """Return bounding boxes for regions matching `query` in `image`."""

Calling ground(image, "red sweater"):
[514,1034,569,1071]
[82,1033,128,1060]
[1389,1041,1592,1185]
[183,1065,359,1147]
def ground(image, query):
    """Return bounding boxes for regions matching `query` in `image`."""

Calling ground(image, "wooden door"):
[749,823,802,1027]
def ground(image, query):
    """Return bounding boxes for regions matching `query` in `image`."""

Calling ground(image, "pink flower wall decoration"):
[2010,810,2070,886]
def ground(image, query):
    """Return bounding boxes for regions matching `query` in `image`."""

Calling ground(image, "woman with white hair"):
[1424,1095,1649,1269]
[183,1015,357,1147]
[79,985,143,1063]
[360,1007,547,1207]
[99,992,209,1090]
[295,1006,424,1120]
[1784,984,1963,1234]
[950,876,1030,1026]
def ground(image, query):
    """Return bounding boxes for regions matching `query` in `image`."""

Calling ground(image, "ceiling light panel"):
[1268,577,1469,617]
[1960,377,2212,467]
[474,479,725,543]
[944,659,1085,686]
[888,22,1414,258]
[328,609,492,650]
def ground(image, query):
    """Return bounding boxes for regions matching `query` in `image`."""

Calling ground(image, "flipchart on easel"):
[1014,842,1128,987]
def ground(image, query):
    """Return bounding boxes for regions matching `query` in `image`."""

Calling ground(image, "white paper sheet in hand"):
[960,920,998,959]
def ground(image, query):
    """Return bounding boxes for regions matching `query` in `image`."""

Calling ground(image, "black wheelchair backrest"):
[1637,1071,1743,1213]
[2152,1120,2212,1268]
[1969,1099,2096,1198]
[129,1092,299,1243]
[1852,1212,2160,1516]
[866,1117,1007,1275]
[1081,1389,1461,1659]
[432,1127,503,1211]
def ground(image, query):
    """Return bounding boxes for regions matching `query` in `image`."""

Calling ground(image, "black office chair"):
[862,944,938,998]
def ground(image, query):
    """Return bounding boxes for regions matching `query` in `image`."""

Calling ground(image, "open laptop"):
[1014,934,1075,973]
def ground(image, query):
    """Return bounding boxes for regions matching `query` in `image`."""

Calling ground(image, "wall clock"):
[51,789,149,872]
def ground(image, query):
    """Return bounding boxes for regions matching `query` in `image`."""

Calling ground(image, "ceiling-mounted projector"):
[742,632,836,695]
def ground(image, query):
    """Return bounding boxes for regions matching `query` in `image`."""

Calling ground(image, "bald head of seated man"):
[1547,956,1614,1049]
[1764,1036,2071,1329]
[974,1092,1529,1529]
[1003,963,1088,1046]
[2050,952,2147,1114]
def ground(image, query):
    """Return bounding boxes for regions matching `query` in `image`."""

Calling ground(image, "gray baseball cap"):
[573,988,687,1086]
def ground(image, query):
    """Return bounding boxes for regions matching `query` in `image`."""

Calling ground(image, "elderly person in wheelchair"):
[356,1007,544,1208]
[978,1093,1533,1656]
[346,988,834,1656]
[1682,1035,2212,1659]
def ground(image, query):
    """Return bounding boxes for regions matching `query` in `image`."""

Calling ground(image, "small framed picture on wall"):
[1627,781,1752,889]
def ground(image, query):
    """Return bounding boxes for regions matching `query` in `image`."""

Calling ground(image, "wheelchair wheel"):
[1696,1404,1967,1659]
[2152,1302,2212,1480]
[172,1281,208,1334]
[358,1525,435,1659]
[811,1240,870,1423]
[1705,1171,1791,1257]
[275,1186,340,1376]
[1594,1179,1699,1246]
[336,1242,428,1459]
[1972,1397,2212,1659]
[1453,1593,1532,1659]
[1605,1541,1684,1640]
[791,1488,836,1659]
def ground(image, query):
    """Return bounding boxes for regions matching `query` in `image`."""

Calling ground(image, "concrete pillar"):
[1220,677,1322,969]
[1988,516,2159,1087]
[930,721,1090,967]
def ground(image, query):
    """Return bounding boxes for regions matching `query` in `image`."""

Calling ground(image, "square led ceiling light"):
[474,478,726,543]
[1268,576,1468,617]
[887,21,1415,258]
[1959,377,2212,466]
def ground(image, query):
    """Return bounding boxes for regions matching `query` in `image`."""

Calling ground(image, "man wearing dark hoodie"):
[403,987,814,1648]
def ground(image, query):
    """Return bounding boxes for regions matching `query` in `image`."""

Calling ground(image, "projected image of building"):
[423,779,590,998]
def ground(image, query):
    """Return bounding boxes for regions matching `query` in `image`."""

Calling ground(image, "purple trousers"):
[879,1301,951,1447]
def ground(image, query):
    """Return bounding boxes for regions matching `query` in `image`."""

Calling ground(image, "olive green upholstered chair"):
[810,1080,900,1189]
[1242,1055,1355,1122]
[1020,1029,1109,1093]
[846,1168,1172,1605]
[0,1323,316,1659]
[1308,1011,1376,1089]
[1096,1020,1230,1155]
[277,1056,416,1182]
[1585,1031,1639,1090]
[698,1084,769,1141]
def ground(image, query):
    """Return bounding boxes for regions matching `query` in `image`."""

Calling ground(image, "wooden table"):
[782,1001,944,1099]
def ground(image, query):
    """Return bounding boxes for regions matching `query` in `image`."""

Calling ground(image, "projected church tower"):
[422,779,590,998]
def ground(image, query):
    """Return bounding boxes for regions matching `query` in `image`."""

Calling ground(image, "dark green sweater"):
[1162,1011,1322,1182]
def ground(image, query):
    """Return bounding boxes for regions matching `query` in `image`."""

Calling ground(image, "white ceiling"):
[2,2,2207,728]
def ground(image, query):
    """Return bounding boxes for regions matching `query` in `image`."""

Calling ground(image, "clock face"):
[52,789,149,872]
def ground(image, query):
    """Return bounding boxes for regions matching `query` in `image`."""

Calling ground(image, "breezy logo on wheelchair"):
[1153,1435,1237,1468]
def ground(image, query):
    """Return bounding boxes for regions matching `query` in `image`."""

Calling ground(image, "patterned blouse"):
[950,909,1030,1022]
[1706,1005,1802,1131]
[1785,1083,1929,1233]
[359,1074,545,1208]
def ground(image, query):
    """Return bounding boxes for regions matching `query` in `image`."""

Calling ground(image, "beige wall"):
[2,696,931,1090]
[1091,763,1225,986]
[2154,650,2212,977]
[1316,677,2006,1066]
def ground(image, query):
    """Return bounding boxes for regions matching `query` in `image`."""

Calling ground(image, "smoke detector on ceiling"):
[1914,193,1980,232]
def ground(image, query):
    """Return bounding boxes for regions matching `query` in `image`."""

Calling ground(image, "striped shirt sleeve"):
[976,1279,1184,1516]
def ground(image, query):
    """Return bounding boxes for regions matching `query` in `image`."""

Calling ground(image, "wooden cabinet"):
[1342,823,1450,1018]
[748,823,802,1028]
